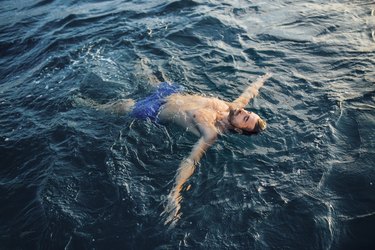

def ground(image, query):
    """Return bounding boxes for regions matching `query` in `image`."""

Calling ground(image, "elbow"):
[204,132,217,145]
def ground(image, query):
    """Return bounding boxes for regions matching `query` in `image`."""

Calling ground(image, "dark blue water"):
[1,0,374,249]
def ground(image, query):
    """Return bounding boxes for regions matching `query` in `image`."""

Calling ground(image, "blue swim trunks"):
[130,82,183,121]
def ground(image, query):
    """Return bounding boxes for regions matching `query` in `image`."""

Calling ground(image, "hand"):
[162,158,195,226]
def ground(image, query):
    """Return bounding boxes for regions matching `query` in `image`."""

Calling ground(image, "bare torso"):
[158,93,233,136]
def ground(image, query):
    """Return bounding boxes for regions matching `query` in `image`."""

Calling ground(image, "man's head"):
[228,108,267,135]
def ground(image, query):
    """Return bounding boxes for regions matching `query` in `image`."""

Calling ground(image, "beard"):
[228,108,239,127]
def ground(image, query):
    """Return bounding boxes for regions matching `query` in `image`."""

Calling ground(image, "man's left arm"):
[232,73,272,108]
[172,132,217,197]
[163,114,218,224]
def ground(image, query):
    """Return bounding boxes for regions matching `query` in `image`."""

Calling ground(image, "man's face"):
[229,108,266,133]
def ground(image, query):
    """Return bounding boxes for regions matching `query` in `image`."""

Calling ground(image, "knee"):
[110,99,135,114]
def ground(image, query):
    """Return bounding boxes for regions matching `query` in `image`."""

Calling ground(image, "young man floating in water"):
[76,72,272,224]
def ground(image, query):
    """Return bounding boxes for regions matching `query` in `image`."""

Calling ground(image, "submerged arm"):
[173,134,216,197]
[232,73,272,108]
[163,117,218,224]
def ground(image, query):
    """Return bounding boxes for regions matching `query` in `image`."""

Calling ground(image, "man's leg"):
[73,96,135,115]
[134,57,171,87]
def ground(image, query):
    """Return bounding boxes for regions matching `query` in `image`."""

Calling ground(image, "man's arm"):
[232,73,272,108]
[173,133,216,195]
[163,114,218,225]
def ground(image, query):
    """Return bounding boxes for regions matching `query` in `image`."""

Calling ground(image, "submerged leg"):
[134,57,171,87]
[73,96,135,115]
